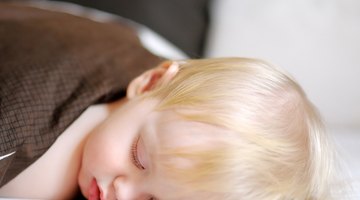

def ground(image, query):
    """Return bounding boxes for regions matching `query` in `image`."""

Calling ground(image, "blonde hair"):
[144,57,337,199]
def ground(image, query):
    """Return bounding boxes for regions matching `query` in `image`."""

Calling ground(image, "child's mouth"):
[88,178,100,200]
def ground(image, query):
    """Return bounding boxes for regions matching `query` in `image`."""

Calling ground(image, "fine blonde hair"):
[145,57,337,200]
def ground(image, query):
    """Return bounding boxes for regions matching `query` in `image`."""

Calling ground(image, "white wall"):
[206,0,360,129]
[206,0,360,197]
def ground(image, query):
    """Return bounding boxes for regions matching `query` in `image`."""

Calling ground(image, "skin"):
[78,97,161,200]
[78,97,221,200]
[0,101,110,199]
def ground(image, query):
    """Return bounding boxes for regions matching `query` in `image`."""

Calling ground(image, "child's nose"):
[112,176,150,200]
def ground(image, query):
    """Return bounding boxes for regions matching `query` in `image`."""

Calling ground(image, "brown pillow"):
[0,3,162,186]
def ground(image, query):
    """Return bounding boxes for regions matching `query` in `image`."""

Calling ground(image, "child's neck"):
[0,98,127,199]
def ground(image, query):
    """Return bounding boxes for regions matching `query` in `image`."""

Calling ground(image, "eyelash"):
[131,136,145,170]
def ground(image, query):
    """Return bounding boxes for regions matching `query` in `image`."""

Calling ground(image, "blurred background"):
[5,0,360,198]
[206,0,360,197]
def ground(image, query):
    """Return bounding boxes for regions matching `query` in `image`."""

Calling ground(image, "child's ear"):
[127,61,179,99]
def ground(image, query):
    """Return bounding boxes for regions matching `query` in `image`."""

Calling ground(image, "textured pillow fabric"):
[0,3,162,186]
[52,0,211,58]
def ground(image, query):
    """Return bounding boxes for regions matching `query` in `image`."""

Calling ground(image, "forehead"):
[144,109,229,150]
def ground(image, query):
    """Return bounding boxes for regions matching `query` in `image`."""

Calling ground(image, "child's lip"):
[88,178,101,200]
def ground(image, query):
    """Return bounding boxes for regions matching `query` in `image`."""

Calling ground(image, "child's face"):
[78,97,221,200]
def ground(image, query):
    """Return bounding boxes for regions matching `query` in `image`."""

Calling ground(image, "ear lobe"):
[127,61,179,99]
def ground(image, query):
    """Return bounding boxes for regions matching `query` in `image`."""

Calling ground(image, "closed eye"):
[131,136,145,170]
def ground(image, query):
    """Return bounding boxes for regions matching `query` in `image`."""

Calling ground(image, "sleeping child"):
[0,3,338,200]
